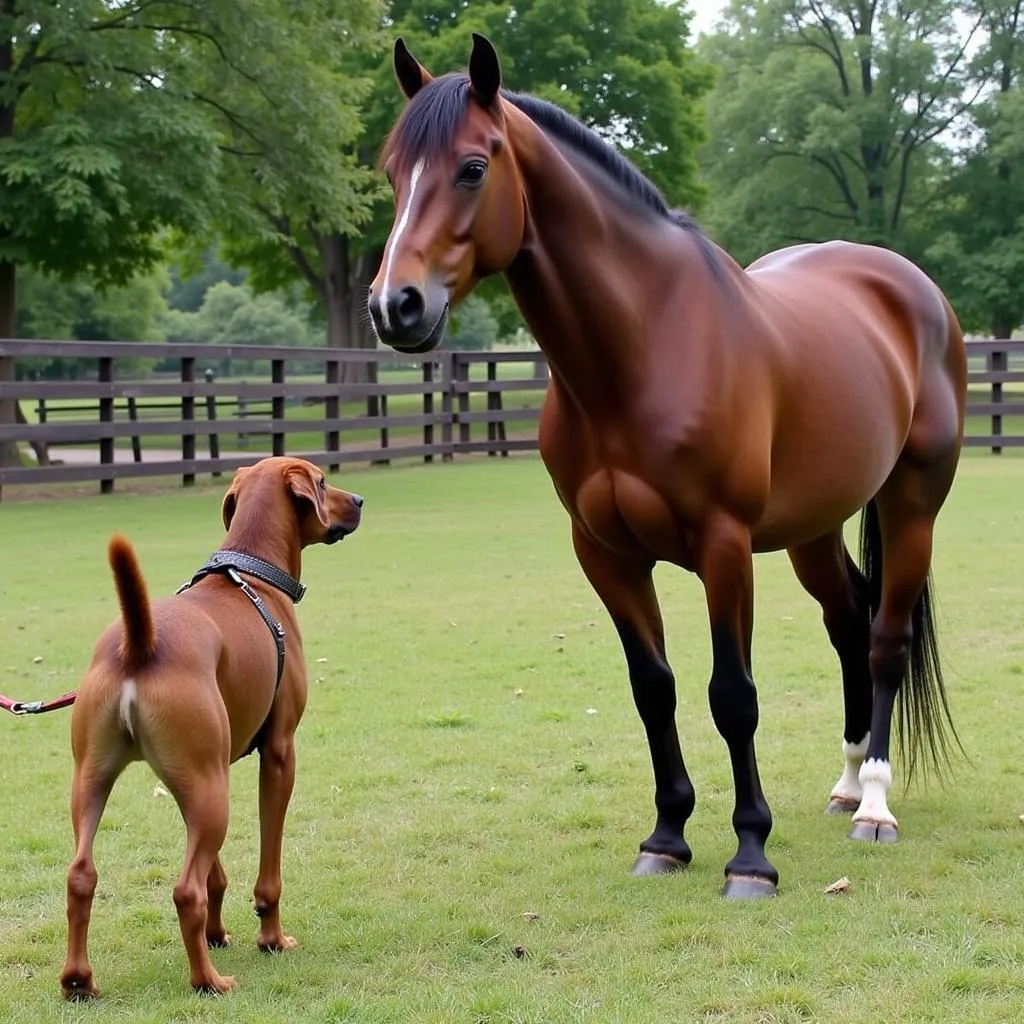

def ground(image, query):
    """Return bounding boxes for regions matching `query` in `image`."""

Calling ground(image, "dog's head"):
[222,457,363,547]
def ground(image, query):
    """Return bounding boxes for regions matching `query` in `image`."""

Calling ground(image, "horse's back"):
[750,239,954,333]
[737,240,966,548]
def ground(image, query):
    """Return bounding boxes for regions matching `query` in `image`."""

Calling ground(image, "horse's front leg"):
[698,514,778,899]
[571,524,696,875]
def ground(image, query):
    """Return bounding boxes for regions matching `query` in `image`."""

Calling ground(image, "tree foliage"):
[924,1,1024,336]
[698,0,984,265]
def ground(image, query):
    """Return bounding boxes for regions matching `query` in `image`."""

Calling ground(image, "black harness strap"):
[177,551,305,756]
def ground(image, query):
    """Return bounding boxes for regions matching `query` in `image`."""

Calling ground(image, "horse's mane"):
[381,72,705,237]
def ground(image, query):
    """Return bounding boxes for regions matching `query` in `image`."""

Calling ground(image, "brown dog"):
[59,457,363,999]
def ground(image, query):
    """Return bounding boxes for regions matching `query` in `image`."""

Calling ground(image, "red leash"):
[0,690,78,715]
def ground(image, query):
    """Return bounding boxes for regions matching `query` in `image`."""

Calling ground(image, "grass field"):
[1,454,1023,1023]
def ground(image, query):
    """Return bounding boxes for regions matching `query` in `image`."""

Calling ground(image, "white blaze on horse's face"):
[380,157,426,332]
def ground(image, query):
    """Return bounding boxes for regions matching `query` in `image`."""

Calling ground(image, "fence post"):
[204,368,221,476]
[0,355,15,501]
[423,359,435,463]
[485,356,508,458]
[456,354,471,453]
[181,356,196,486]
[127,397,142,462]
[325,358,340,472]
[98,356,115,494]
[272,359,285,457]
[441,351,455,462]
[238,394,248,449]
[989,347,1006,455]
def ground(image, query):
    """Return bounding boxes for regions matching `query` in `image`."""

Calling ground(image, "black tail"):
[858,500,962,785]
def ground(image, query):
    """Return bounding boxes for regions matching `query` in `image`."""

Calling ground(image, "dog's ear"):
[221,466,250,531]
[286,464,330,529]
[221,490,237,531]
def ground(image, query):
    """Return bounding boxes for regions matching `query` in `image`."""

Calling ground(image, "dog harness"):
[177,550,306,757]
[178,549,305,687]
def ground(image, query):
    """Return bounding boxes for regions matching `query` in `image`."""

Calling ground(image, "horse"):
[367,33,967,899]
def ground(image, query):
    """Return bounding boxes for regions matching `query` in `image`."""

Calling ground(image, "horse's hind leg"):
[787,531,873,814]
[850,453,960,844]
[571,524,696,875]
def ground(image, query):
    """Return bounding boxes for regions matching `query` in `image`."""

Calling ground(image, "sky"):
[686,0,729,39]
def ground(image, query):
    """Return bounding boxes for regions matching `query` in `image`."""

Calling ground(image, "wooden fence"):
[0,337,1020,500]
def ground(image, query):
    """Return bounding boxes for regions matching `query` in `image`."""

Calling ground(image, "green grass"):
[1,455,1024,1022]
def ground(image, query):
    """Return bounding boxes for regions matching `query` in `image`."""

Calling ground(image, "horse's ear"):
[394,37,431,100]
[468,32,501,107]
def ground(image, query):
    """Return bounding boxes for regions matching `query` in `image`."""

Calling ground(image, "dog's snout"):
[351,494,364,509]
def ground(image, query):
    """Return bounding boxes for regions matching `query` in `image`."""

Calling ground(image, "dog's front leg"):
[254,733,299,953]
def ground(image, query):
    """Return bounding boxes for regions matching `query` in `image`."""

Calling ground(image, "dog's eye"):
[318,477,326,491]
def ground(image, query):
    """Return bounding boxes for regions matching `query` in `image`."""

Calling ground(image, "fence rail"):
[0,338,1020,499]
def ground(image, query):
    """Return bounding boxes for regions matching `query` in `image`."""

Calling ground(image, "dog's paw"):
[61,978,100,1002]
[206,930,232,949]
[257,934,299,953]
[192,973,237,996]
[61,969,100,1001]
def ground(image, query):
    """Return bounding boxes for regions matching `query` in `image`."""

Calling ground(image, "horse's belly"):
[753,418,902,550]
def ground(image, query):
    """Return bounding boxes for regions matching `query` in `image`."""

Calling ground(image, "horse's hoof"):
[825,796,859,816]
[632,851,687,876]
[849,821,899,844]
[722,874,777,900]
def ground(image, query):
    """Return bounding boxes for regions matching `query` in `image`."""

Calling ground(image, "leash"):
[0,690,78,716]
[1,550,304,718]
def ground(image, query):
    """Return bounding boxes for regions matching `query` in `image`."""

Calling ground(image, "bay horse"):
[368,34,967,898]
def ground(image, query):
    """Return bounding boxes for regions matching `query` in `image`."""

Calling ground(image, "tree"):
[221,0,714,360]
[15,265,171,379]
[0,1,229,462]
[698,0,985,266]
[169,247,247,313]
[209,0,387,366]
[924,2,1024,338]
[0,1,383,461]
[446,294,500,350]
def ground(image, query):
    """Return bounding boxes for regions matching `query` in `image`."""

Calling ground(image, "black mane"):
[383,72,704,236]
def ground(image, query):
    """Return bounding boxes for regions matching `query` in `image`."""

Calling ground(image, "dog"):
[59,456,363,999]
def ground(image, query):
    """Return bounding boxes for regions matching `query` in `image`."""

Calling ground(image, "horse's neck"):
[502,119,731,413]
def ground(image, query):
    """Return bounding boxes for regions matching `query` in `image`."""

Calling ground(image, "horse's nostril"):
[395,286,425,329]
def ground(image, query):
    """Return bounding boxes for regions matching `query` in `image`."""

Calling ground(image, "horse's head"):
[368,34,526,353]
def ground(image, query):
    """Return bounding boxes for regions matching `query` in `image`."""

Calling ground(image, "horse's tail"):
[858,500,962,785]
[108,534,157,673]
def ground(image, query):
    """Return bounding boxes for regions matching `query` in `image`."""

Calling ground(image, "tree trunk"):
[321,235,383,383]
[991,314,1014,341]
[0,260,19,467]
[0,20,19,467]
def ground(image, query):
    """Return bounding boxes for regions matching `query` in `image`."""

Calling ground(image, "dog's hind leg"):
[165,767,236,995]
[254,733,300,953]
[60,748,125,1001]
[205,855,231,949]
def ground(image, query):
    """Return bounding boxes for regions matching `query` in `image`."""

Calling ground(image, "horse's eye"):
[458,160,487,187]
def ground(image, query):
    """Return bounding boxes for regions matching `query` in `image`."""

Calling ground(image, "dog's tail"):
[108,534,157,671]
